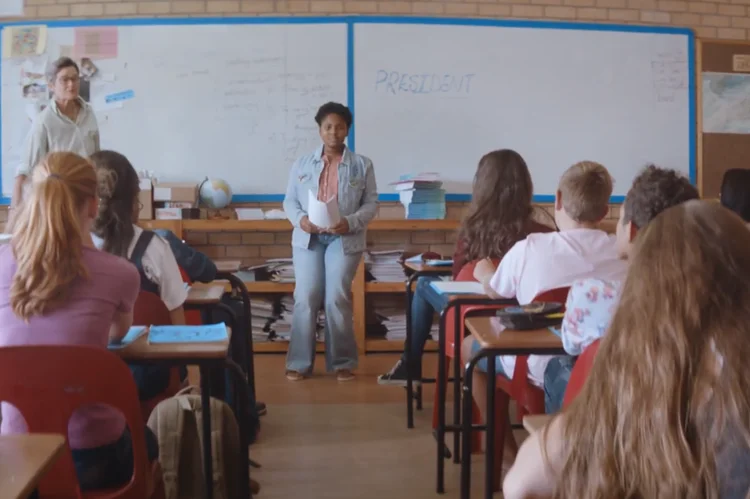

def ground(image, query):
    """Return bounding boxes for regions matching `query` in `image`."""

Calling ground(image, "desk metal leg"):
[199,365,214,499]
[485,355,497,499]
[224,359,252,499]
[460,356,479,499]
[222,273,256,402]
[405,272,418,429]
[436,310,447,494]
[453,304,462,464]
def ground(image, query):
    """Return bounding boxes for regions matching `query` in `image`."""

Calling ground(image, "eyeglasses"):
[57,75,79,85]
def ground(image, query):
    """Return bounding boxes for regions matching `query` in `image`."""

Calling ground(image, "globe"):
[199,178,232,209]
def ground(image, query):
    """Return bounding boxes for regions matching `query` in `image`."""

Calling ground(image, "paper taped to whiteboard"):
[105,89,134,103]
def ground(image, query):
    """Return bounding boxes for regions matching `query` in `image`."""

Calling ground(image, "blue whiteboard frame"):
[0,16,695,205]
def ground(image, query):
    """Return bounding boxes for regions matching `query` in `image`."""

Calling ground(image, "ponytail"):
[10,153,96,321]
[91,151,139,258]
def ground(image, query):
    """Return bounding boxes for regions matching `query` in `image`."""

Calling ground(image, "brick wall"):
[0,0,738,255]
[6,0,750,40]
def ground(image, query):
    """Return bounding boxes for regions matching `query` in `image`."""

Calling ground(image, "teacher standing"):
[11,57,100,213]
[283,102,378,382]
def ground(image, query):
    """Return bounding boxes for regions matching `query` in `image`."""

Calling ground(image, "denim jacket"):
[283,145,378,254]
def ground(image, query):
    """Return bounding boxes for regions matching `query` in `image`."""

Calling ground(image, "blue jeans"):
[28,426,159,497]
[287,234,361,373]
[470,337,510,378]
[543,355,576,414]
[402,276,450,375]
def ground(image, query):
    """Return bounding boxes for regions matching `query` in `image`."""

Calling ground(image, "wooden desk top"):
[114,326,231,361]
[215,260,241,273]
[402,262,454,274]
[465,316,563,351]
[186,284,225,304]
[0,434,66,499]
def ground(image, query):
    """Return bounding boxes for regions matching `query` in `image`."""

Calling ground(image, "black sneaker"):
[377,360,420,386]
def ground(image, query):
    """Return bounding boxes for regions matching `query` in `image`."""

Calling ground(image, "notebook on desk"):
[148,323,228,344]
[108,326,148,350]
[424,259,453,267]
[430,281,484,295]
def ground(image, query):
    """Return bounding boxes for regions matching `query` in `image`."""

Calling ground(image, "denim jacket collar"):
[313,144,353,168]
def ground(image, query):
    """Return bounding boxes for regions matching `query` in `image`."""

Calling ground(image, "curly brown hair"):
[91,150,140,258]
[622,165,698,229]
[458,149,541,262]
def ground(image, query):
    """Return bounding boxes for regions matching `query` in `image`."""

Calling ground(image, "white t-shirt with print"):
[92,225,188,312]
[488,228,627,386]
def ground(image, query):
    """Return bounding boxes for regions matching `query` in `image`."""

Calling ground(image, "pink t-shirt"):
[0,245,140,449]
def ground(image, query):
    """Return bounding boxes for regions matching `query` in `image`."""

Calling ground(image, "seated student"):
[544,166,698,413]
[153,228,217,284]
[503,201,750,499]
[720,168,750,225]
[465,160,627,466]
[0,152,158,491]
[378,149,554,384]
[90,150,189,401]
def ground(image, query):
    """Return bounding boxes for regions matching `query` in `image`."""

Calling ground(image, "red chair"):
[0,345,162,498]
[430,259,510,453]
[472,286,570,491]
[179,266,204,326]
[133,291,183,422]
[562,339,601,409]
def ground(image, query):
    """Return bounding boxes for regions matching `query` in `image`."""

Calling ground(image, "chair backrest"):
[0,345,149,498]
[562,339,601,409]
[134,290,172,326]
[455,258,502,282]
[510,286,571,417]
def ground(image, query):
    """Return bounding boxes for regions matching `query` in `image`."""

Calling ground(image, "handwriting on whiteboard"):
[650,48,688,104]
[375,70,475,95]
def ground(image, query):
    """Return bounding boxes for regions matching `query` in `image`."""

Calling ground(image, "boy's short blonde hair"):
[558,161,613,222]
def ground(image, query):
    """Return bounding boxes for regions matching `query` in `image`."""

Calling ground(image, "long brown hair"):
[9,152,96,320]
[458,149,542,261]
[91,150,140,258]
[551,200,750,498]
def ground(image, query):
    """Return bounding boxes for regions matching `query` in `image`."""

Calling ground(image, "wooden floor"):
[249,352,523,498]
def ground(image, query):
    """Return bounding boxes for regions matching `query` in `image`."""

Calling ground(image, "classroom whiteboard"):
[0,21,348,199]
[353,21,694,199]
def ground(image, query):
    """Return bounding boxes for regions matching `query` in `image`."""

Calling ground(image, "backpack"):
[147,387,242,499]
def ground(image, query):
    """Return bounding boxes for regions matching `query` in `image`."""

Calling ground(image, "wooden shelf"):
[365,339,438,353]
[183,219,292,232]
[254,342,325,353]
[193,281,294,293]
[365,281,406,293]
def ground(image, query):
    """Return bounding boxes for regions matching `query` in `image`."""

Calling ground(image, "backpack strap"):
[210,399,228,499]
[129,230,159,294]
[157,398,186,499]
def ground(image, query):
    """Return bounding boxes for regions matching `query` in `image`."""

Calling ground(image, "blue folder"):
[108,326,148,349]
[148,323,228,344]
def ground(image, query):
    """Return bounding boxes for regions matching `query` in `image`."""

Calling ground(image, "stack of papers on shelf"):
[250,297,278,342]
[269,295,324,343]
[268,258,295,283]
[364,250,405,282]
[391,173,446,220]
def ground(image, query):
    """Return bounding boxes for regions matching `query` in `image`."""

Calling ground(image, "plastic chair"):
[561,338,601,409]
[133,291,183,422]
[482,286,570,491]
[0,345,160,498]
[179,266,204,326]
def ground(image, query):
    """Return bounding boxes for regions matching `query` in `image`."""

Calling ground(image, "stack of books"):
[391,173,446,220]
[364,250,405,282]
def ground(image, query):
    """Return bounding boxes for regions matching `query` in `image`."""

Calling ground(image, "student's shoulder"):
[84,248,139,280]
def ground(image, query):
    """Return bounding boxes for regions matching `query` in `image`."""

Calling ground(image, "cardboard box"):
[138,178,153,220]
[153,182,198,204]
[155,207,181,220]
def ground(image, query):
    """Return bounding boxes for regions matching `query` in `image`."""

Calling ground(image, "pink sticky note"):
[73,27,118,59]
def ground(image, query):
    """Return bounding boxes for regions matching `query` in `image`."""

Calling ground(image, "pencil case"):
[495,302,564,330]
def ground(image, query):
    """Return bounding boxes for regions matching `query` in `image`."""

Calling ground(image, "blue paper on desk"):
[108,326,148,349]
[148,323,228,344]
[548,326,562,338]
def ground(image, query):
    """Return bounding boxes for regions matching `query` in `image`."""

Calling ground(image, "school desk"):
[114,326,252,499]
[460,317,564,499]
[401,262,454,429]
[0,434,65,499]
[433,293,517,494]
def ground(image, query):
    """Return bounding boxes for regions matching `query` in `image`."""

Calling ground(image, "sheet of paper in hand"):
[307,190,341,229]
